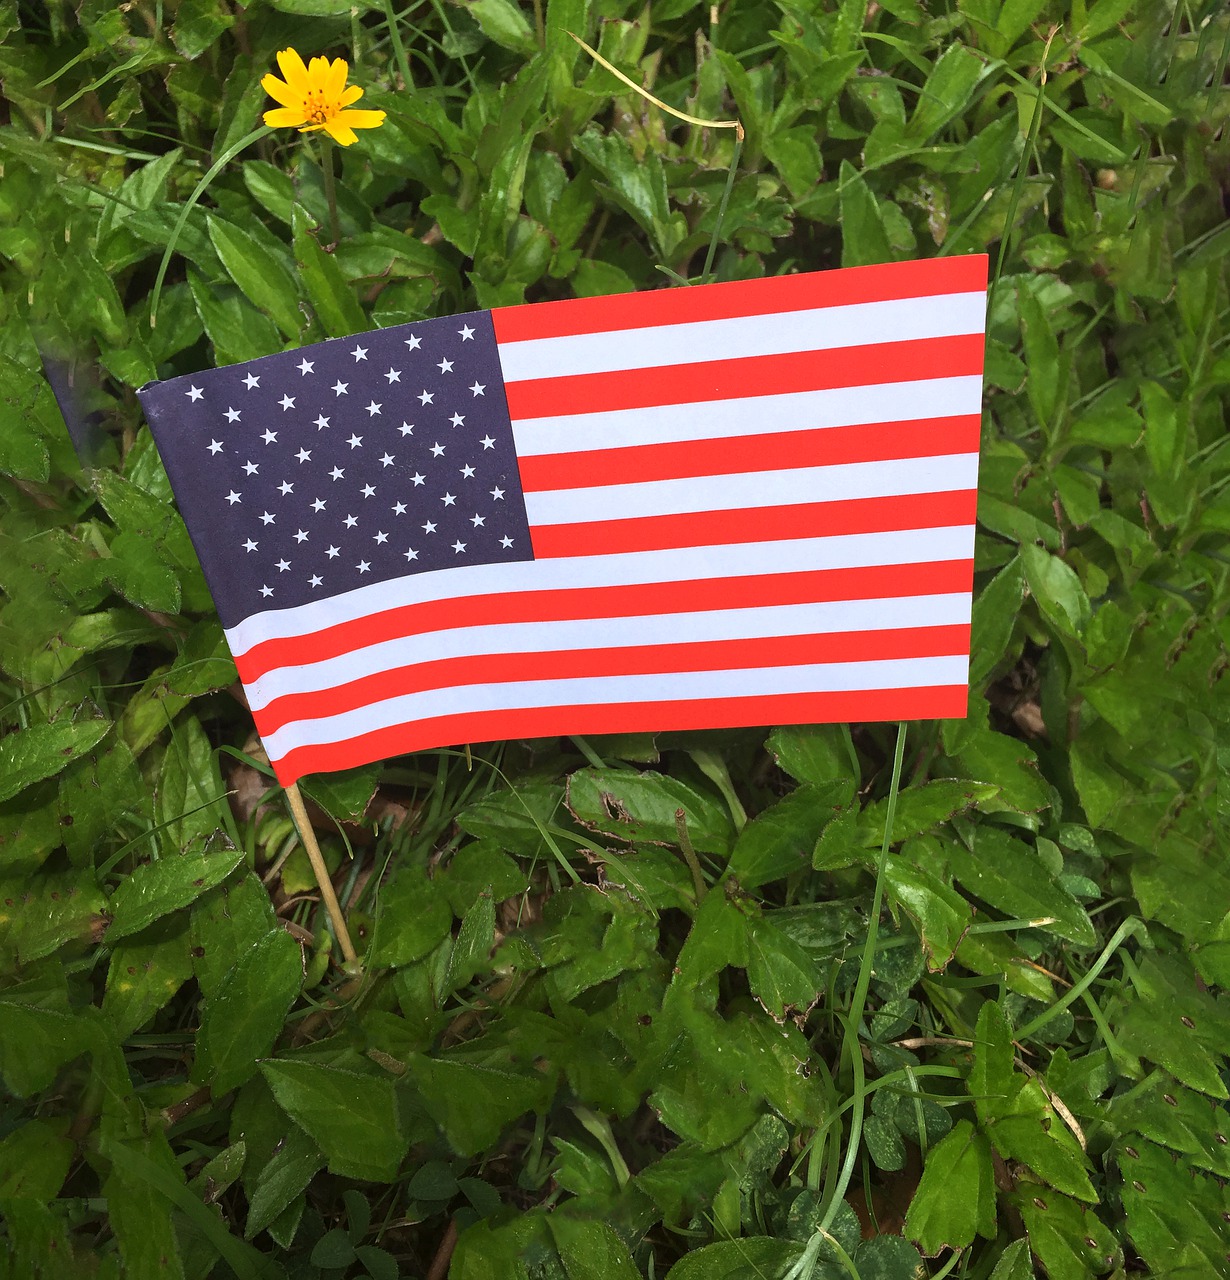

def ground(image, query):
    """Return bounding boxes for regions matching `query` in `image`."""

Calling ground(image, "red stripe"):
[254,625,971,737]
[271,684,971,784]
[490,257,989,344]
[233,557,974,683]
[502,335,984,421]
[531,490,978,559]
[518,415,981,493]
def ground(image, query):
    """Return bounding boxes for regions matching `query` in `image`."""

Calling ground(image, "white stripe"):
[497,292,986,382]
[261,655,970,758]
[511,376,984,455]
[225,524,975,655]
[245,592,972,713]
[524,454,979,527]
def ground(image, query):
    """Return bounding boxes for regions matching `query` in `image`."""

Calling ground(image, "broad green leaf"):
[299,763,380,824]
[766,724,853,788]
[854,1235,925,1280]
[1018,282,1062,430]
[195,927,302,1094]
[370,871,452,968]
[0,1117,74,1198]
[188,270,282,365]
[0,867,109,964]
[970,557,1025,685]
[663,1237,805,1279]
[468,0,537,54]
[726,783,847,889]
[262,1060,408,1181]
[190,872,278,997]
[548,1217,641,1280]
[970,999,1019,1123]
[207,215,301,339]
[1119,1140,1228,1277]
[943,828,1096,945]
[106,843,246,942]
[1021,544,1091,638]
[103,920,194,1038]
[987,1239,1034,1280]
[410,1055,552,1156]
[292,204,367,337]
[840,160,894,267]
[245,1124,324,1238]
[885,851,973,970]
[745,917,822,1020]
[906,45,991,141]
[990,1083,1097,1201]
[566,767,734,854]
[1014,1184,1120,1278]
[905,1120,997,1254]
[0,718,112,803]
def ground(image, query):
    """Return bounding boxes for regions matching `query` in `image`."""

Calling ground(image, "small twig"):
[426,1218,459,1280]
[674,808,707,900]
[285,782,359,967]
[162,1085,212,1127]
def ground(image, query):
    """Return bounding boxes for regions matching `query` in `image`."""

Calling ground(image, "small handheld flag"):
[139,255,988,787]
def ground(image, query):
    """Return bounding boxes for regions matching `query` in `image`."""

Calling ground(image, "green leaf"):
[970,999,1019,1123]
[207,215,302,340]
[566,767,734,855]
[410,1055,552,1156]
[853,1236,925,1280]
[1018,282,1062,430]
[0,718,112,803]
[970,557,1025,685]
[1014,1184,1120,1278]
[885,851,974,970]
[906,45,991,141]
[766,724,853,788]
[726,783,847,889]
[0,1118,74,1198]
[107,843,246,942]
[261,1060,408,1180]
[905,1120,997,1254]
[745,916,822,1020]
[188,270,282,365]
[299,763,380,824]
[987,1239,1034,1280]
[548,1217,642,1280]
[663,1237,805,1279]
[196,927,302,1095]
[1021,544,1091,639]
[467,0,537,54]
[943,828,1096,946]
[371,872,452,968]
[245,1124,324,1238]
[840,160,894,267]
[292,204,367,338]
[103,921,194,1038]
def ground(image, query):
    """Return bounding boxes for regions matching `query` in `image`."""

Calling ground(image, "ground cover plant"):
[1,0,1229,1276]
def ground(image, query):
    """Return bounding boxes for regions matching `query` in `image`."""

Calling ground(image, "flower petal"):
[275,48,311,94]
[261,73,302,109]
[326,57,349,99]
[307,54,331,87]
[264,106,308,127]
[332,108,386,131]
[339,84,364,107]
[322,119,358,146]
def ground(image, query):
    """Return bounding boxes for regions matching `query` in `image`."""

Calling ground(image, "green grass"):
[1,1,1229,1278]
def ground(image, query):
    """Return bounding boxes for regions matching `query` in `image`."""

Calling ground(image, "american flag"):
[138,255,987,785]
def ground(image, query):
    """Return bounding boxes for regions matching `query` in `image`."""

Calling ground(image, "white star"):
[398,422,414,436]
[344,514,358,528]
[330,466,345,481]
[437,358,454,373]
[449,413,465,427]
[422,520,437,533]
[260,584,273,596]
[347,434,363,449]
[404,334,421,350]
[441,492,456,506]
[499,535,514,548]
[470,513,485,527]
[332,380,348,396]
[356,560,371,573]
[392,501,407,515]
[278,481,294,495]
[298,358,315,375]
[470,382,485,397]
[208,439,223,455]
[452,540,466,553]
[404,547,418,561]
[186,385,203,401]
[242,460,259,476]
[326,545,340,559]
[261,429,277,444]
[294,529,309,543]
[225,490,241,505]
[460,464,475,479]
[361,484,376,498]
[309,574,323,587]
[490,486,505,500]
[352,345,368,361]
[385,368,401,384]
[314,414,330,430]
[243,538,258,552]
[276,558,291,573]
[311,498,326,513]
[374,531,388,545]
[279,394,295,411]
[430,443,445,457]
[260,511,275,525]
[411,473,425,486]
[379,453,395,467]
[296,448,311,463]
[480,436,495,449]
[225,407,241,423]
[418,390,434,405]
[243,373,260,390]
[365,401,382,417]
[459,325,474,341]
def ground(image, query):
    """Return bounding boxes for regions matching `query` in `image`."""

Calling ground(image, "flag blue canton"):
[140,310,533,627]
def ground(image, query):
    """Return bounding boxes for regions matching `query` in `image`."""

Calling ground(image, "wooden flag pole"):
[284,782,360,968]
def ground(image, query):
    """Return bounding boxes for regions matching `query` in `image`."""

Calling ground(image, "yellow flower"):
[261,48,386,146]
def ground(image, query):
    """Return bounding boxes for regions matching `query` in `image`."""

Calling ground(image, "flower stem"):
[320,136,340,249]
